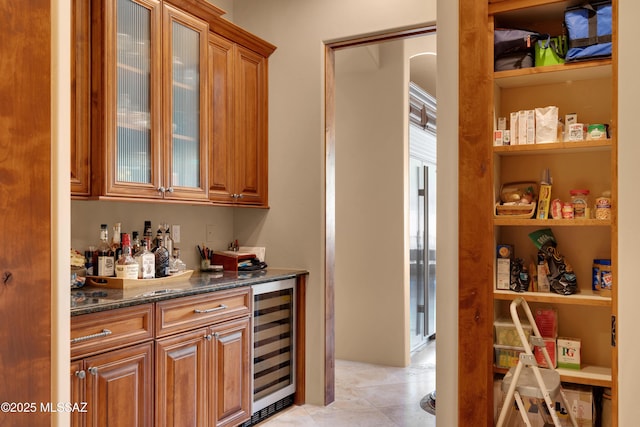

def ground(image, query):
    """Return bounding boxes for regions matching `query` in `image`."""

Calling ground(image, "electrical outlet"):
[172,224,181,243]
[206,224,215,242]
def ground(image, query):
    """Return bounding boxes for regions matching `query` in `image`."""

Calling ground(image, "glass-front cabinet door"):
[162,4,209,201]
[106,0,162,198]
[101,0,208,200]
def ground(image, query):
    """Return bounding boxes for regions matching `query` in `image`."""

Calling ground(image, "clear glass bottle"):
[135,236,155,279]
[170,248,187,273]
[93,224,115,277]
[115,233,139,279]
[111,222,122,261]
[153,232,170,278]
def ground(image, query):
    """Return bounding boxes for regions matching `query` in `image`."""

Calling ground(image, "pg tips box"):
[557,337,581,370]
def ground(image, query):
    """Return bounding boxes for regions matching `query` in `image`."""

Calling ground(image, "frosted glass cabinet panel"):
[162,5,209,200]
[170,19,201,188]
[117,0,153,185]
[95,0,208,201]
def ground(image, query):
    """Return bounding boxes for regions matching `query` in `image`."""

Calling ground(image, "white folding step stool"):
[496,297,578,427]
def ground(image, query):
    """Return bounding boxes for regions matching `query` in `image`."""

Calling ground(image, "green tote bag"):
[535,35,568,66]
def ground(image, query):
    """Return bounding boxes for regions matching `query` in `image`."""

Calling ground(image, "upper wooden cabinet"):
[72,0,275,206]
[71,0,91,198]
[90,0,209,202]
[209,32,270,207]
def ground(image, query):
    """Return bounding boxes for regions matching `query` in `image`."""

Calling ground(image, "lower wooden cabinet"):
[71,342,154,427]
[211,317,252,427]
[156,317,251,427]
[156,327,209,427]
[71,288,254,426]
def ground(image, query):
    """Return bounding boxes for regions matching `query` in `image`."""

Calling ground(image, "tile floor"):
[257,339,436,426]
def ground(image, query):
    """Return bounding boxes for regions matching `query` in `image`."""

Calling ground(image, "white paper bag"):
[535,106,558,143]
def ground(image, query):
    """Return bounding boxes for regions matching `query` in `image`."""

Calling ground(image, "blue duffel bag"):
[564,1,612,61]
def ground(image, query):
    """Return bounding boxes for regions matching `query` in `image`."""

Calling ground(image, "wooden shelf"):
[494,364,612,387]
[494,60,612,88]
[493,217,612,226]
[494,139,612,156]
[494,289,611,307]
[489,0,573,16]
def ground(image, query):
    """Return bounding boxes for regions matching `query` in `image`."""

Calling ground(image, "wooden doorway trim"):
[323,23,437,405]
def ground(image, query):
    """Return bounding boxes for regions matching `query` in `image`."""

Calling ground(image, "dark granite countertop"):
[71,268,308,316]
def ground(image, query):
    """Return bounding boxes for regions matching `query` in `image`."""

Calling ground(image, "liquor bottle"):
[152,230,170,278]
[163,226,174,257]
[115,233,139,279]
[93,224,115,277]
[153,226,164,250]
[135,236,155,279]
[170,247,187,273]
[111,223,122,251]
[131,231,141,255]
[143,220,153,248]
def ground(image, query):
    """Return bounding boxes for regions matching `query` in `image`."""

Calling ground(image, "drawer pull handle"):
[194,304,227,314]
[70,328,113,344]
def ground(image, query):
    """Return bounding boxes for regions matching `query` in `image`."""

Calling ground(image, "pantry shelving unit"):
[489,0,617,422]
[457,0,618,425]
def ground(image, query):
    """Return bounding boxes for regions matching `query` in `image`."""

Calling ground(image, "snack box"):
[533,337,557,368]
[494,318,532,347]
[534,307,558,338]
[494,344,525,369]
[557,337,581,370]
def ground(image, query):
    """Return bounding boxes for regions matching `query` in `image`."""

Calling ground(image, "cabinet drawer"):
[156,287,251,337]
[71,303,154,359]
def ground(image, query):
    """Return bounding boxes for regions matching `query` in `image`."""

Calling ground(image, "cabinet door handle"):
[88,367,98,376]
[166,187,174,193]
[204,334,212,341]
[75,370,86,379]
[194,304,227,314]
[70,328,112,344]
[237,193,244,199]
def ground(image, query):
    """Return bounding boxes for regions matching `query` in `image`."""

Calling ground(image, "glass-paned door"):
[164,6,208,199]
[116,0,155,186]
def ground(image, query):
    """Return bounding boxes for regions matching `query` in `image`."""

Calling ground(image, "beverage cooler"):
[248,279,296,424]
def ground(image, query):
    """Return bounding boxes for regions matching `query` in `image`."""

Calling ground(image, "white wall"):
[435,0,459,424]
[334,39,409,366]
[70,200,235,272]
[52,1,71,425]
[227,0,436,406]
[616,1,640,423]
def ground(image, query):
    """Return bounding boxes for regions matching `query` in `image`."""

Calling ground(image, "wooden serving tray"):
[86,269,194,289]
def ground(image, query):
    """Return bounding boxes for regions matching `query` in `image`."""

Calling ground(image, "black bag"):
[495,51,534,71]
[494,29,540,71]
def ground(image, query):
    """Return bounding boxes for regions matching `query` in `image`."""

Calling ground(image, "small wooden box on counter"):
[212,251,256,272]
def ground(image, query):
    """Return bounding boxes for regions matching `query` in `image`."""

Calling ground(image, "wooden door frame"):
[323,23,437,405]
